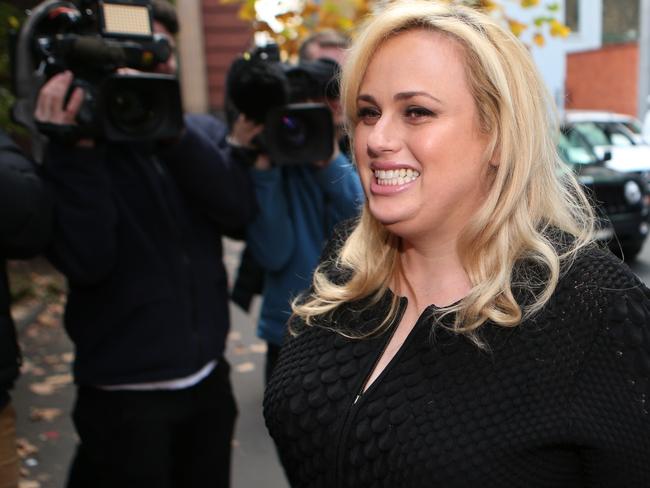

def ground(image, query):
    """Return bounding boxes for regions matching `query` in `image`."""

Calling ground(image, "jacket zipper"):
[333,297,408,488]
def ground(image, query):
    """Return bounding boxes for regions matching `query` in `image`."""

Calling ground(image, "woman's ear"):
[482,132,499,168]
[487,144,500,168]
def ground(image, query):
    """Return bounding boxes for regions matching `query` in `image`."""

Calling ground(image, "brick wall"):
[566,42,638,116]
[201,2,253,112]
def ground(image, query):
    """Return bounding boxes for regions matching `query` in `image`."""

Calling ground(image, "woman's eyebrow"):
[357,94,377,104]
[394,91,441,103]
[356,92,442,103]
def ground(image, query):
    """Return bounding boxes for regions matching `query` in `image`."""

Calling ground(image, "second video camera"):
[226,44,338,166]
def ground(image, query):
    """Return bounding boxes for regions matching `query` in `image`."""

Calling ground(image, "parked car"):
[558,125,649,260]
[565,109,645,144]
[564,110,650,192]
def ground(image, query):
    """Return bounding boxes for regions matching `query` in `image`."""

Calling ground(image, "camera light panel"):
[101,2,152,37]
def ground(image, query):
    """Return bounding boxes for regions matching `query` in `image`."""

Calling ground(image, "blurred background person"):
[0,128,52,488]
[298,29,350,65]
[226,36,364,384]
[300,30,351,158]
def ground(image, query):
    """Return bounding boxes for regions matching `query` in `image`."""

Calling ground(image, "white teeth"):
[373,168,420,186]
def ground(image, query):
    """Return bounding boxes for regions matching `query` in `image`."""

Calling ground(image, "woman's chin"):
[373,215,413,236]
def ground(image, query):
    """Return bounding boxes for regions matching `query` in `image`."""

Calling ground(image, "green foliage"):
[0,4,27,136]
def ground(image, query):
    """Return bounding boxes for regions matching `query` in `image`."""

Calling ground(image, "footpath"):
[9,239,287,488]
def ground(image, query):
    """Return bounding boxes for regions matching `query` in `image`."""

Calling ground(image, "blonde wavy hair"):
[292,0,595,341]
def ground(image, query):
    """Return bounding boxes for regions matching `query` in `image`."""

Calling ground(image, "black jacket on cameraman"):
[42,114,256,386]
[0,129,52,409]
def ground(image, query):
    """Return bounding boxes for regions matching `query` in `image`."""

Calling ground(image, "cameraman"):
[230,58,363,383]
[0,129,52,488]
[298,29,349,65]
[299,30,351,159]
[34,2,257,487]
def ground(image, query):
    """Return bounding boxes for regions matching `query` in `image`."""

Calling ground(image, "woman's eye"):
[405,106,434,119]
[357,107,380,122]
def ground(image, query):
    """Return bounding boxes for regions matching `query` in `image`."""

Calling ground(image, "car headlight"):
[624,180,642,205]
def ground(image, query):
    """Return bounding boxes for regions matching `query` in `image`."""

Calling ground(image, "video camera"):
[226,44,338,166]
[11,0,184,150]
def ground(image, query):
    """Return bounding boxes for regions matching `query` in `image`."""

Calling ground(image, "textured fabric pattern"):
[264,245,650,487]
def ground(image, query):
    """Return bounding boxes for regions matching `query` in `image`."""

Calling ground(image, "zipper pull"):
[353,394,361,405]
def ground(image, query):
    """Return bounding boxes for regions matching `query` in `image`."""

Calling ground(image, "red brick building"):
[177,1,253,114]
[201,2,253,111]
[566,42,639,116]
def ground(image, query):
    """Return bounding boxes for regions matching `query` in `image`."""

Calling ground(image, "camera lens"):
[279,115,306,148]
[265,103,333,165]
[100,74,183,142]
[106,78,162,136]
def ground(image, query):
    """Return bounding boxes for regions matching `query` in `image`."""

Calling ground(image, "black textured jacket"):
[265,232,650,487]
[42,114,256,386]
[0,130,52,408]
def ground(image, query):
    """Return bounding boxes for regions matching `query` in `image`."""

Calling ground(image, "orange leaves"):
[219,0,569,56]
[235,0,257,21]
[549,19,571,38]
[508,19,528,37]
[220,0,371,57]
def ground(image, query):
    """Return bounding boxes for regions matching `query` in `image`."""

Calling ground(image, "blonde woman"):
[264,1,650,486]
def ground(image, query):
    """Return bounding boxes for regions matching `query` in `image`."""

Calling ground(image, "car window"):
[572,122,610,146]
[558,129,599,165]
[621,120,643,136]
[599,122,635,146]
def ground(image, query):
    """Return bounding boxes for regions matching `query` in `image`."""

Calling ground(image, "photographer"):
[299,30,352,159]
[34,2,257,487]
[228,53,363,383]
[0,129,52,488]
[299,29,349,66]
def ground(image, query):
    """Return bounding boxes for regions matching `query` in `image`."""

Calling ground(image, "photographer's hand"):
[253,154,272,171]
[34,71,93,147]
[227,114,271,170]
[313,132,341,169]
[228,114,264,148]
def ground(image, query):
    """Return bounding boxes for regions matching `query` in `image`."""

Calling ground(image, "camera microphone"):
[58,35,127,69]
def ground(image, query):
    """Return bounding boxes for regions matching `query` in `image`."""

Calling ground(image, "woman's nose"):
[366,116,401,156]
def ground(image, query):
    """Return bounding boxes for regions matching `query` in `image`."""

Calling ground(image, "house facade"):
[511,0,644,118]
[177,0,253,115]
[564,0,643,117]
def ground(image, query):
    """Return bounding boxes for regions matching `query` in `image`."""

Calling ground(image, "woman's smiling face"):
[354,29,493,243]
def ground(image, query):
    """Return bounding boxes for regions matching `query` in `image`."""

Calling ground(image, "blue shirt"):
[247,154,363,345]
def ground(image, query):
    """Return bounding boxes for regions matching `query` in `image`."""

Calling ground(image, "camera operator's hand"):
[227,114,269,170]
[228,114,264,149]
[253,154,272,171]
[313,131,341,169]
[34,71,93,147]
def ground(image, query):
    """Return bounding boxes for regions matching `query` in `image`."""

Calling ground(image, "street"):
[10,235,650,488]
